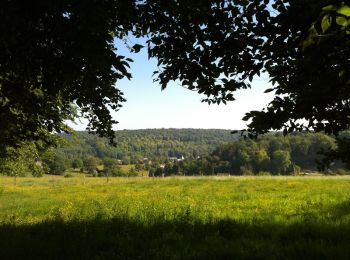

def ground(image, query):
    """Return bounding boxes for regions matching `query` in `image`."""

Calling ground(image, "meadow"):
[1,176,350,259]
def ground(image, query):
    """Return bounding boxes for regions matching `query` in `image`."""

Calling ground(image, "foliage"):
[321,131,350,169]
[83,156,99,174]
[239,1,350,164]
[55,129,237,166]
[127,167,138,177]
[103,158,123,177]
[209,132,338,175]
[27,129,347,176]
[0,1,135,150]
[71,158,83,169]
[2,0,350,165]
[147,132,340,176]
[63,172,74,178]
[42,149,68,175]
[257,171,271,176]
[0,142,44,177]
[271,150,292,175]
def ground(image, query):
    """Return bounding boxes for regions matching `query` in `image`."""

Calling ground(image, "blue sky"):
[72,38,275,131]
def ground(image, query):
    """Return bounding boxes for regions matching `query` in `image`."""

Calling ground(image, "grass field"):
[1,176,350,259]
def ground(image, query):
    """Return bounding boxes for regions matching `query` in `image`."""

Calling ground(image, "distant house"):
[168,155,185,161]
[143,158,149,164]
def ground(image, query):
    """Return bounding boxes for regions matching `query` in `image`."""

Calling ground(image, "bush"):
[44,158,66,175]
[71,158,83,169]
[64,173,74,178]
[83,156,99,174]
[127,167,138,177]
[148,168,155,177]
[289,164,301,176]
[240,166,254,176]
[104,160,123,177]
[257,171,271,176]
[32,164,45,177]
[0,142,45,177]
[334,168,350,175]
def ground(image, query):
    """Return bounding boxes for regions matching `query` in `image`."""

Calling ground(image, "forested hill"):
[1,129,348,177]
[60,129,238,163]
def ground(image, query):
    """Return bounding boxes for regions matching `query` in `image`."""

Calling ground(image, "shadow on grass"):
[331,200,350,218]
[1,218,350,260]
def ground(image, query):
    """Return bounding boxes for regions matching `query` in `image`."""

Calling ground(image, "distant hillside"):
[59,129,238,163]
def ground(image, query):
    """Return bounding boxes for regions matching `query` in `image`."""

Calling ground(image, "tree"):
[83,156,99,174]
[103,158,123,177]
[244,1,350,136]
[154,167,164,177]
[252,149,270,173]
[271,150,292,175]
[321,131,350,170]
[42,151,68,175]
[0,1,135,152]
[1,1,349,165]
[0,142,45,178]
[71,158,83,170]
[127,167,138,177]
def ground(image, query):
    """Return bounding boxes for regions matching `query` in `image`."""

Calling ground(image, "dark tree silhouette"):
[1,1,349,162]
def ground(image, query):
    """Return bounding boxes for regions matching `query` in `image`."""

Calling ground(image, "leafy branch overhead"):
[1,0,350,165]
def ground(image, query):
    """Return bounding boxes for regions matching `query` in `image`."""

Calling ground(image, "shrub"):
[0,142,44,177]
[83,156,99,174]
[104,159,123,177]
[44,158,67,175]
[127,167,138,177]
[334,168,350,175]
[32,164,45,177]
[240,166,254,176]
[71,158,83,169]
[289,164,301,176]
[257,171,271,176]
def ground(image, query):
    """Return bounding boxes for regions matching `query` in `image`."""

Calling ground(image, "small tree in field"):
[83,156,99,175]
[271,150,292,175]
[103,158,123,177]
[42,151,68,175]
[127,167,138,177]
[0,142,45,182]
[71,158,83,170]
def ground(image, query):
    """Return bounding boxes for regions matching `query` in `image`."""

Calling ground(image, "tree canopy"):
[1,0,349,163]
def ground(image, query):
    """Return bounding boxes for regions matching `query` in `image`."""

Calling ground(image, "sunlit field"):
[1,176,350,259]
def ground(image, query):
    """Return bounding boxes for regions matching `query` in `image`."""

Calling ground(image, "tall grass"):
[1,176,350,259]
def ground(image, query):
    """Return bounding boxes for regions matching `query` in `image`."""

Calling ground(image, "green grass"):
[1,176,350,259]
[119,164,148,176]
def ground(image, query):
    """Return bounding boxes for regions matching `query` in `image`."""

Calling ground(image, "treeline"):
[148,132,348,177]
[0,129,348,177]
[0,129,237,177]
[59,129,237,164]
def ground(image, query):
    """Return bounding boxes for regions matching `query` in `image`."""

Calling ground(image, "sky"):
[72,39,275,131]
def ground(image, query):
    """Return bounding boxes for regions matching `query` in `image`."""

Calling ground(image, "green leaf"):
[321,15,331,33]
[337,5,350,17]
[322,5,336,12]
[336,16,349,27]
[302,25,317,49]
